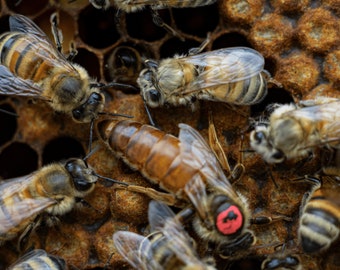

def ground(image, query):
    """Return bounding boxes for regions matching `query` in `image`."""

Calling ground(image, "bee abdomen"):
[0,33,54,81]
[11,253,66,270]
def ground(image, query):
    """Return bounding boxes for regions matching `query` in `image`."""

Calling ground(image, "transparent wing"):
[113,231,162,270]
[173,47,264,94]
[8,249,47,269]
[9,14,75,72]
[148,200,175,232]
[161,219,203,267]
[287,101,340,141]
[0,65,47,98]
[178,123,237,197]
[0,174,56,235]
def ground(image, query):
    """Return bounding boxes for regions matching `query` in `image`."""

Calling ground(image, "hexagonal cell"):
[159,37,201,58]
[78,5,120,48]
[125,9,169,41]
[212,32,252,49]
[172,3,219,37]
[6,0,48,16]
[72,48,101,80]
[0,142,38,179]
[0,103,17,147]
[42,136,85,165]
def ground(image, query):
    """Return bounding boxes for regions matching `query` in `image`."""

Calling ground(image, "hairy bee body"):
[98,120,254,254]
[9,249,66,270]
[299,186,340,254]
[91,0,216,12]
[0,158,97,245]
[138,47,267,109]
[0,14,104,123]
[250,99,340,163]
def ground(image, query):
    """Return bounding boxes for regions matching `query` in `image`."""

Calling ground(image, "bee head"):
[65,158,97,192]
[250,125,286,163]
[72,92,105,123]
[138,68,164,108]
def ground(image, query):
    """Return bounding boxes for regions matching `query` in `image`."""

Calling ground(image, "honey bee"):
[97,119,255,257]
[106,46,144,87]
[113,200,216,270]
[261,254,301,270]
[298,178,340,254]
[138,47,267,110]
[0,158,97,247]
[250,99,340,163]
[8,249,66,270]
[90,0,216,11]
[0,14,134,123]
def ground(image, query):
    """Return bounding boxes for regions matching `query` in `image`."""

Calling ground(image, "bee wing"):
[9,14,76,72]
[8,249,47,269]
[178,123,237,196]
[0,174,56,235]
[148,200,175,232]
[0,65,47,99]
[113,231,162,270]
[175,47,264,93]
[162,219,203,267]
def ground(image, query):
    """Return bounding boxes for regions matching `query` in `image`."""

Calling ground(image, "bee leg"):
[17,215,42,252]
[144,101,161,129]
[251,214,293,225]
[67,41,78,61]
[188,32,211,56]
[114,184,187,208]
[150,8,185,42]
[50,12,63,53]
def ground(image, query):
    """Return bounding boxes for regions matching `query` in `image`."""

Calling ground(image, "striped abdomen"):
[0,32,57,82]
[0,178,54,242]
[98,120,199,195]
[204,73,267,105]
[299,188,340,254]
[10,251,66,270]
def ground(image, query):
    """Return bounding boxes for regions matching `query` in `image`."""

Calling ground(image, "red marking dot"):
[216,205,243,235]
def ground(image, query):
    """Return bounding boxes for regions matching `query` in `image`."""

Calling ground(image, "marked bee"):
[97,119,255,257]
[8,249,66,270]
[250,98,340,163]
[0,158,97,247]
[113,200,216,270]
[90,0,217,12]
[0,14,134,123]
[298,178,340,254]
[138,47,267,110]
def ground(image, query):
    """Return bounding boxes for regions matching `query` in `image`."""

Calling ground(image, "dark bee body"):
[9,249,66,270]
[0,158,97,245]
[299,185,340,254]
[0,14,104,123]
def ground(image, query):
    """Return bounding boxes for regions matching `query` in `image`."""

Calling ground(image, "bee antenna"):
[239,148,255,153]
[90,82,139,93]
[91,172,128,186]
[143,100,160,128]
[0,108,18,117]
[98,112,134,118]
[83,143,101,162]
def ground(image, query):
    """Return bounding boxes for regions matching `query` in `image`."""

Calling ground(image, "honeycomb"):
[0,0,339,269]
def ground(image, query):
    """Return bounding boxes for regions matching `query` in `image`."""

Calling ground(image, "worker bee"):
[106,46,144,87]
[97,119,255,257]
[138,47,267,110]
[250,99,340,163]
[8,249,66,270]
[0,14,134,123]
[90,0,216,12]
[113,200,216,270]
[298,178,340,254]
[0,158,97,247]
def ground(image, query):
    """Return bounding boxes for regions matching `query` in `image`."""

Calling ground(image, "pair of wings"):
[282,100,340,145]
[113,200,210,270]
[8,249,65,270]
[0,173,56,235]
[165,47,264,96]
[0,14,75,99]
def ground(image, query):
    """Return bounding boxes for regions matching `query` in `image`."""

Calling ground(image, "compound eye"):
[272,149,285,161]
[88,92,103,104]
[148,89,161,103]
[254,131,265,144]
[72,109,82,121]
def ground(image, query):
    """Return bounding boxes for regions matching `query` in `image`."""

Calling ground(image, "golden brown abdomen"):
[0,32,55,82]
[99,120,199,194]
